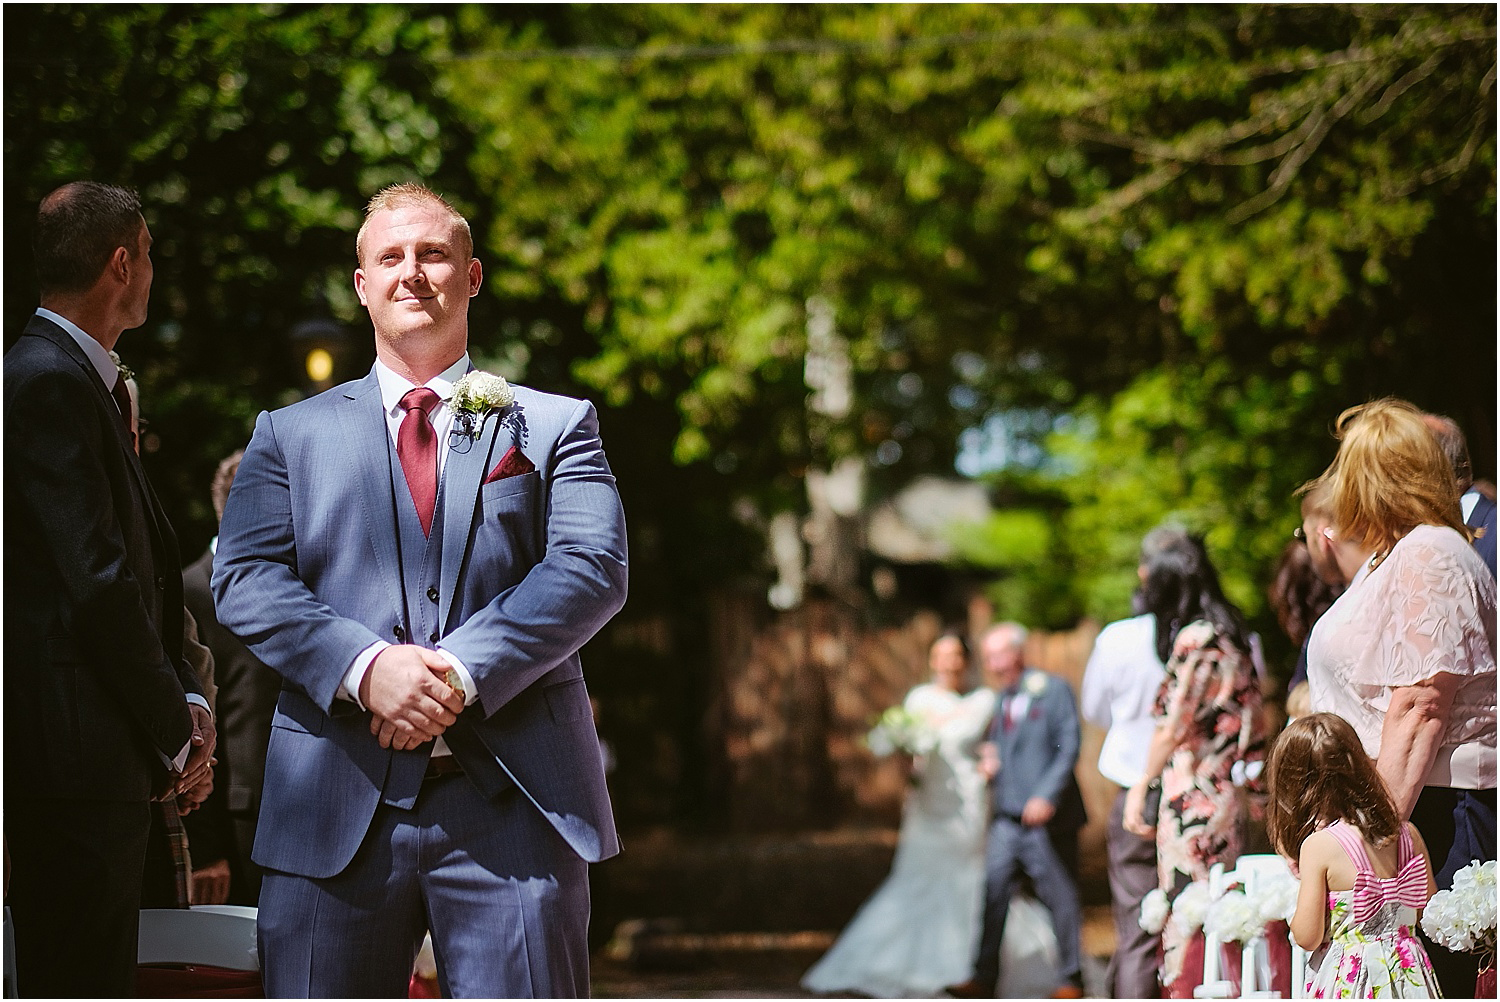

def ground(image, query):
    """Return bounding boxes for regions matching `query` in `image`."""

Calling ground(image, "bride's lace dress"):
[802,684,1060,998]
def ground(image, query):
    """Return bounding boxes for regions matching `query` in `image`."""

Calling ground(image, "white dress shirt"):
[339,356,479,757]
[34,308,208,771]
[1079,613,1165,788]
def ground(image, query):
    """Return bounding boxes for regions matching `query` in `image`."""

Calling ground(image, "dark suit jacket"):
[1466,490,1496,577]
[4,313,201,802]
[183,547,280,834]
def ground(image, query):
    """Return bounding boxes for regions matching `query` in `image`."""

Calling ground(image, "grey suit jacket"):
[213,368,627,877]
[989,670,1082,821]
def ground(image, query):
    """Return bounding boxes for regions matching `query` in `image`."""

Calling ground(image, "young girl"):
[1265,713,1440,999]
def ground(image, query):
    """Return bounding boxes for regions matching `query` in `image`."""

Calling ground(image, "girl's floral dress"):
[1307,821,1440,999]
[1151,620,1266,988]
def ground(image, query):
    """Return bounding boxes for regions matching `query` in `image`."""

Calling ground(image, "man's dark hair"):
[34,182,143,296]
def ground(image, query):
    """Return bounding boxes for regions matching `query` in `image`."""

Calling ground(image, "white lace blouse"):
[1307,523,1497,790]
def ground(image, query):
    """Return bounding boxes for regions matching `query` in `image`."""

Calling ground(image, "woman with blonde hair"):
[1304,396,1496,997]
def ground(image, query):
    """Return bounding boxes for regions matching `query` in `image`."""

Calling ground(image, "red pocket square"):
[484,445,535,484]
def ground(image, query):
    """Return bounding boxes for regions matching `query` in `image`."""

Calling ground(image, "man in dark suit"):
[1423,412,1496,577]
[214,183,626,996]
[4,181,216,996]
[182,449,282,904]
[949,622,1085,999]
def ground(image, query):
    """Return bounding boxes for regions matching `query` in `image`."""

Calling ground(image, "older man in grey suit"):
[949,623,1084,999]
[214,183,627,997]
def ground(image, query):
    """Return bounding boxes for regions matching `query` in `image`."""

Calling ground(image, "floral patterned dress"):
[1152,620,1266,987]
[1307,821,1440,999]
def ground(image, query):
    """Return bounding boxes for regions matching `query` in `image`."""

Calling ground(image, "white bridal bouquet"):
[865,706,938,757]
[1421,859,1497,955]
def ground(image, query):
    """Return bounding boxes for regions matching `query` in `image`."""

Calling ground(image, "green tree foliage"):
[7,4,1493,820]
[437,4,1494,655]
[4,4,482,539]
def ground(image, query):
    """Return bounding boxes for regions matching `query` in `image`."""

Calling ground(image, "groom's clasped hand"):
[359,644,466,750]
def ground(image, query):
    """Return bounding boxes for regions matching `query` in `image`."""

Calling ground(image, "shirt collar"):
[36,308,118,388]
[374,353,471,417]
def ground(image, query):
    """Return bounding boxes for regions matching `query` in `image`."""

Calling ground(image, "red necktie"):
[110,372,136,450]
[397,387,440,536]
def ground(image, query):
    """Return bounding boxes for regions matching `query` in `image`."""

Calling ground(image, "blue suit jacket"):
[212,369,627,878]
[989,670,1083,823]
[1466,490,1496,577]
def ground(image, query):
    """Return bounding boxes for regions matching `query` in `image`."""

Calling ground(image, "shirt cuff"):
[340,641,391,710]
[435,647,478,706]
[185,693,210,715]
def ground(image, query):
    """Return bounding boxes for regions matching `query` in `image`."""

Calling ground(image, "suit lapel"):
[335,371,406,619]
[437,401,508,631]
[29,318,164,536]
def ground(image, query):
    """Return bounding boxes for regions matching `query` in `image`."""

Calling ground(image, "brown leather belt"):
[424,755,464,782]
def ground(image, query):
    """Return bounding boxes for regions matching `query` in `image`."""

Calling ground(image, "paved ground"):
[589,905,1117,999]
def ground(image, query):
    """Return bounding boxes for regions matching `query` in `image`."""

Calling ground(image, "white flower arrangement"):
[865,706,939,757]
[1255,870,1300,926]
[1166,879,1213,939]
[1205,888,1265,945]
[1140,888,1171,934]
[1421,860,1497,955]
[451,370,514,418]
[1022,671,1048,697]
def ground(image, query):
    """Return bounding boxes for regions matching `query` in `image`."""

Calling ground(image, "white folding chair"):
[137,904,259,971]
[1290,942,1309,999]
[1195,863,1235,998]
[1231,854,1293,998]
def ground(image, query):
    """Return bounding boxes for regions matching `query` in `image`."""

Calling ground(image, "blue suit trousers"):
[973,815,1082,992]
[258,774,590,998]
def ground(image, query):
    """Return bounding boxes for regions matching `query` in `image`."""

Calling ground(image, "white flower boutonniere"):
[449,370,515,437]
[108,349,134,384]
[1022,671,1047,698]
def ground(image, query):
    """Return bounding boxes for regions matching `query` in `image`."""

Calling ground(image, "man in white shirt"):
[1079,527,1184,999]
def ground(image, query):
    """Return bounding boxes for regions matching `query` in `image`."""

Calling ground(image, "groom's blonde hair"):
[356,182,473,264]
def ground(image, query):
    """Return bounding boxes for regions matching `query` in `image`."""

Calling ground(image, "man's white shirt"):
[339,355,480,757]
[1079,613,1164,788]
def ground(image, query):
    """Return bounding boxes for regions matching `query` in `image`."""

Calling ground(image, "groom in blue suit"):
[213,183,627,997]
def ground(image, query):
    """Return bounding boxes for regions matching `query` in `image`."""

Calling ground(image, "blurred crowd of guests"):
[802,399,1494,1000]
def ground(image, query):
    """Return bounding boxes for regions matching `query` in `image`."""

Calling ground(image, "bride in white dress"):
[803,634,1061,998]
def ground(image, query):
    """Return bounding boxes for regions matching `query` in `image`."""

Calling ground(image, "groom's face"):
[355,201,482,351]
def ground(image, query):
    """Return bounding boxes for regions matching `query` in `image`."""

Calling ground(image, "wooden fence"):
[707,592,1116,889]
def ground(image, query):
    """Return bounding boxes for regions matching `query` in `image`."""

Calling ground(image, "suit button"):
[155,574,166,590]
[429,632,439,644]
[427,586,440,603]
[393,624,406,641]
